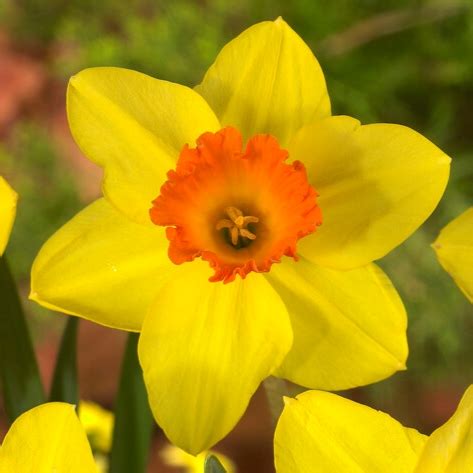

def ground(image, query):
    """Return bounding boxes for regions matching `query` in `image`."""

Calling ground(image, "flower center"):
[216,206,259,248]
[150,127,322,283]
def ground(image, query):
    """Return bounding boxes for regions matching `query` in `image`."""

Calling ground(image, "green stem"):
[0,256,45,421]
[49,316,79,404]
[109,333,153,473]
[205,454,227,473]
[263,376,288,426]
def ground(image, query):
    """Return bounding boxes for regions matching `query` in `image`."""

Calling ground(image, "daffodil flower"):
[275,386,473,472]
[79,400,115,473]
[433,207,473,302]
[31,19,450,453]
[0,176,18,256]
[0,402,98,472]
[161,444,235,472]
[79,400,115,453]
[78,401,115,473]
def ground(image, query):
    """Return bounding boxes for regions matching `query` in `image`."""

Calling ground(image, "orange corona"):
[150,127,322,283]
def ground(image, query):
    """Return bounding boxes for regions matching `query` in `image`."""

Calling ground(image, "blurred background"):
[0,0,472,471]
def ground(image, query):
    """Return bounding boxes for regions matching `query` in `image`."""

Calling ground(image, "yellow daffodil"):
[161,444,235,472]
[79,400,115,453]
[275,387,473,472]
[0,176,18,256]
[31,18,450,453]
[433,207,473,302]
[79,400,114,473]
[0,402,98,472]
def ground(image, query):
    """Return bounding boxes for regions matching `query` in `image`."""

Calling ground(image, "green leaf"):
[109,333,153,473]
[0,256,45,421]
[205,455,227,473]
[49,316,79,404]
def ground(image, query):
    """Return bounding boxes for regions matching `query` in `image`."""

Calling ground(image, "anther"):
[216,206,259,247]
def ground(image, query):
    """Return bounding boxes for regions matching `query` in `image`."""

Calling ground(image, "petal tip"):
[68,73,81,90]
[282,395,295,407]
[441,152,452,164]
[28,289,39,302]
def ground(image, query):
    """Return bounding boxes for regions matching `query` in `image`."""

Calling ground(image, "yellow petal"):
[0,176,18,256]
[0,402,98,473]
[292,116,450,270]
[266,258,407,390]
[31,198,175,331]
[415,385,473,472]
[433,207,473,302]
[195,18,330,147]
[138,263,292,454]
[274,390,427,473]
[67,67,220,225]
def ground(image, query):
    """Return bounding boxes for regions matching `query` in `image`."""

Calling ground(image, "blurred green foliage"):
[0,123,80,278]
[0,0,472,423]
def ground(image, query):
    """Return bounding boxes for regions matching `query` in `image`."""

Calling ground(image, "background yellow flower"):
[0,403,98,473]
[78,400,115,473]
[79,400,115,453]
[275,387,473,472]
[433,207,473,303]
[0,177,17,256]
[161,444,235,473]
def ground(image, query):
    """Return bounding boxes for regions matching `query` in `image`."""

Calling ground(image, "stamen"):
[240,229,256,240]
[215,219,234,230]
[216,206,259,247]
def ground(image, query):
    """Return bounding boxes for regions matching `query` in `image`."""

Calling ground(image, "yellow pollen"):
[216,206,259,246]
